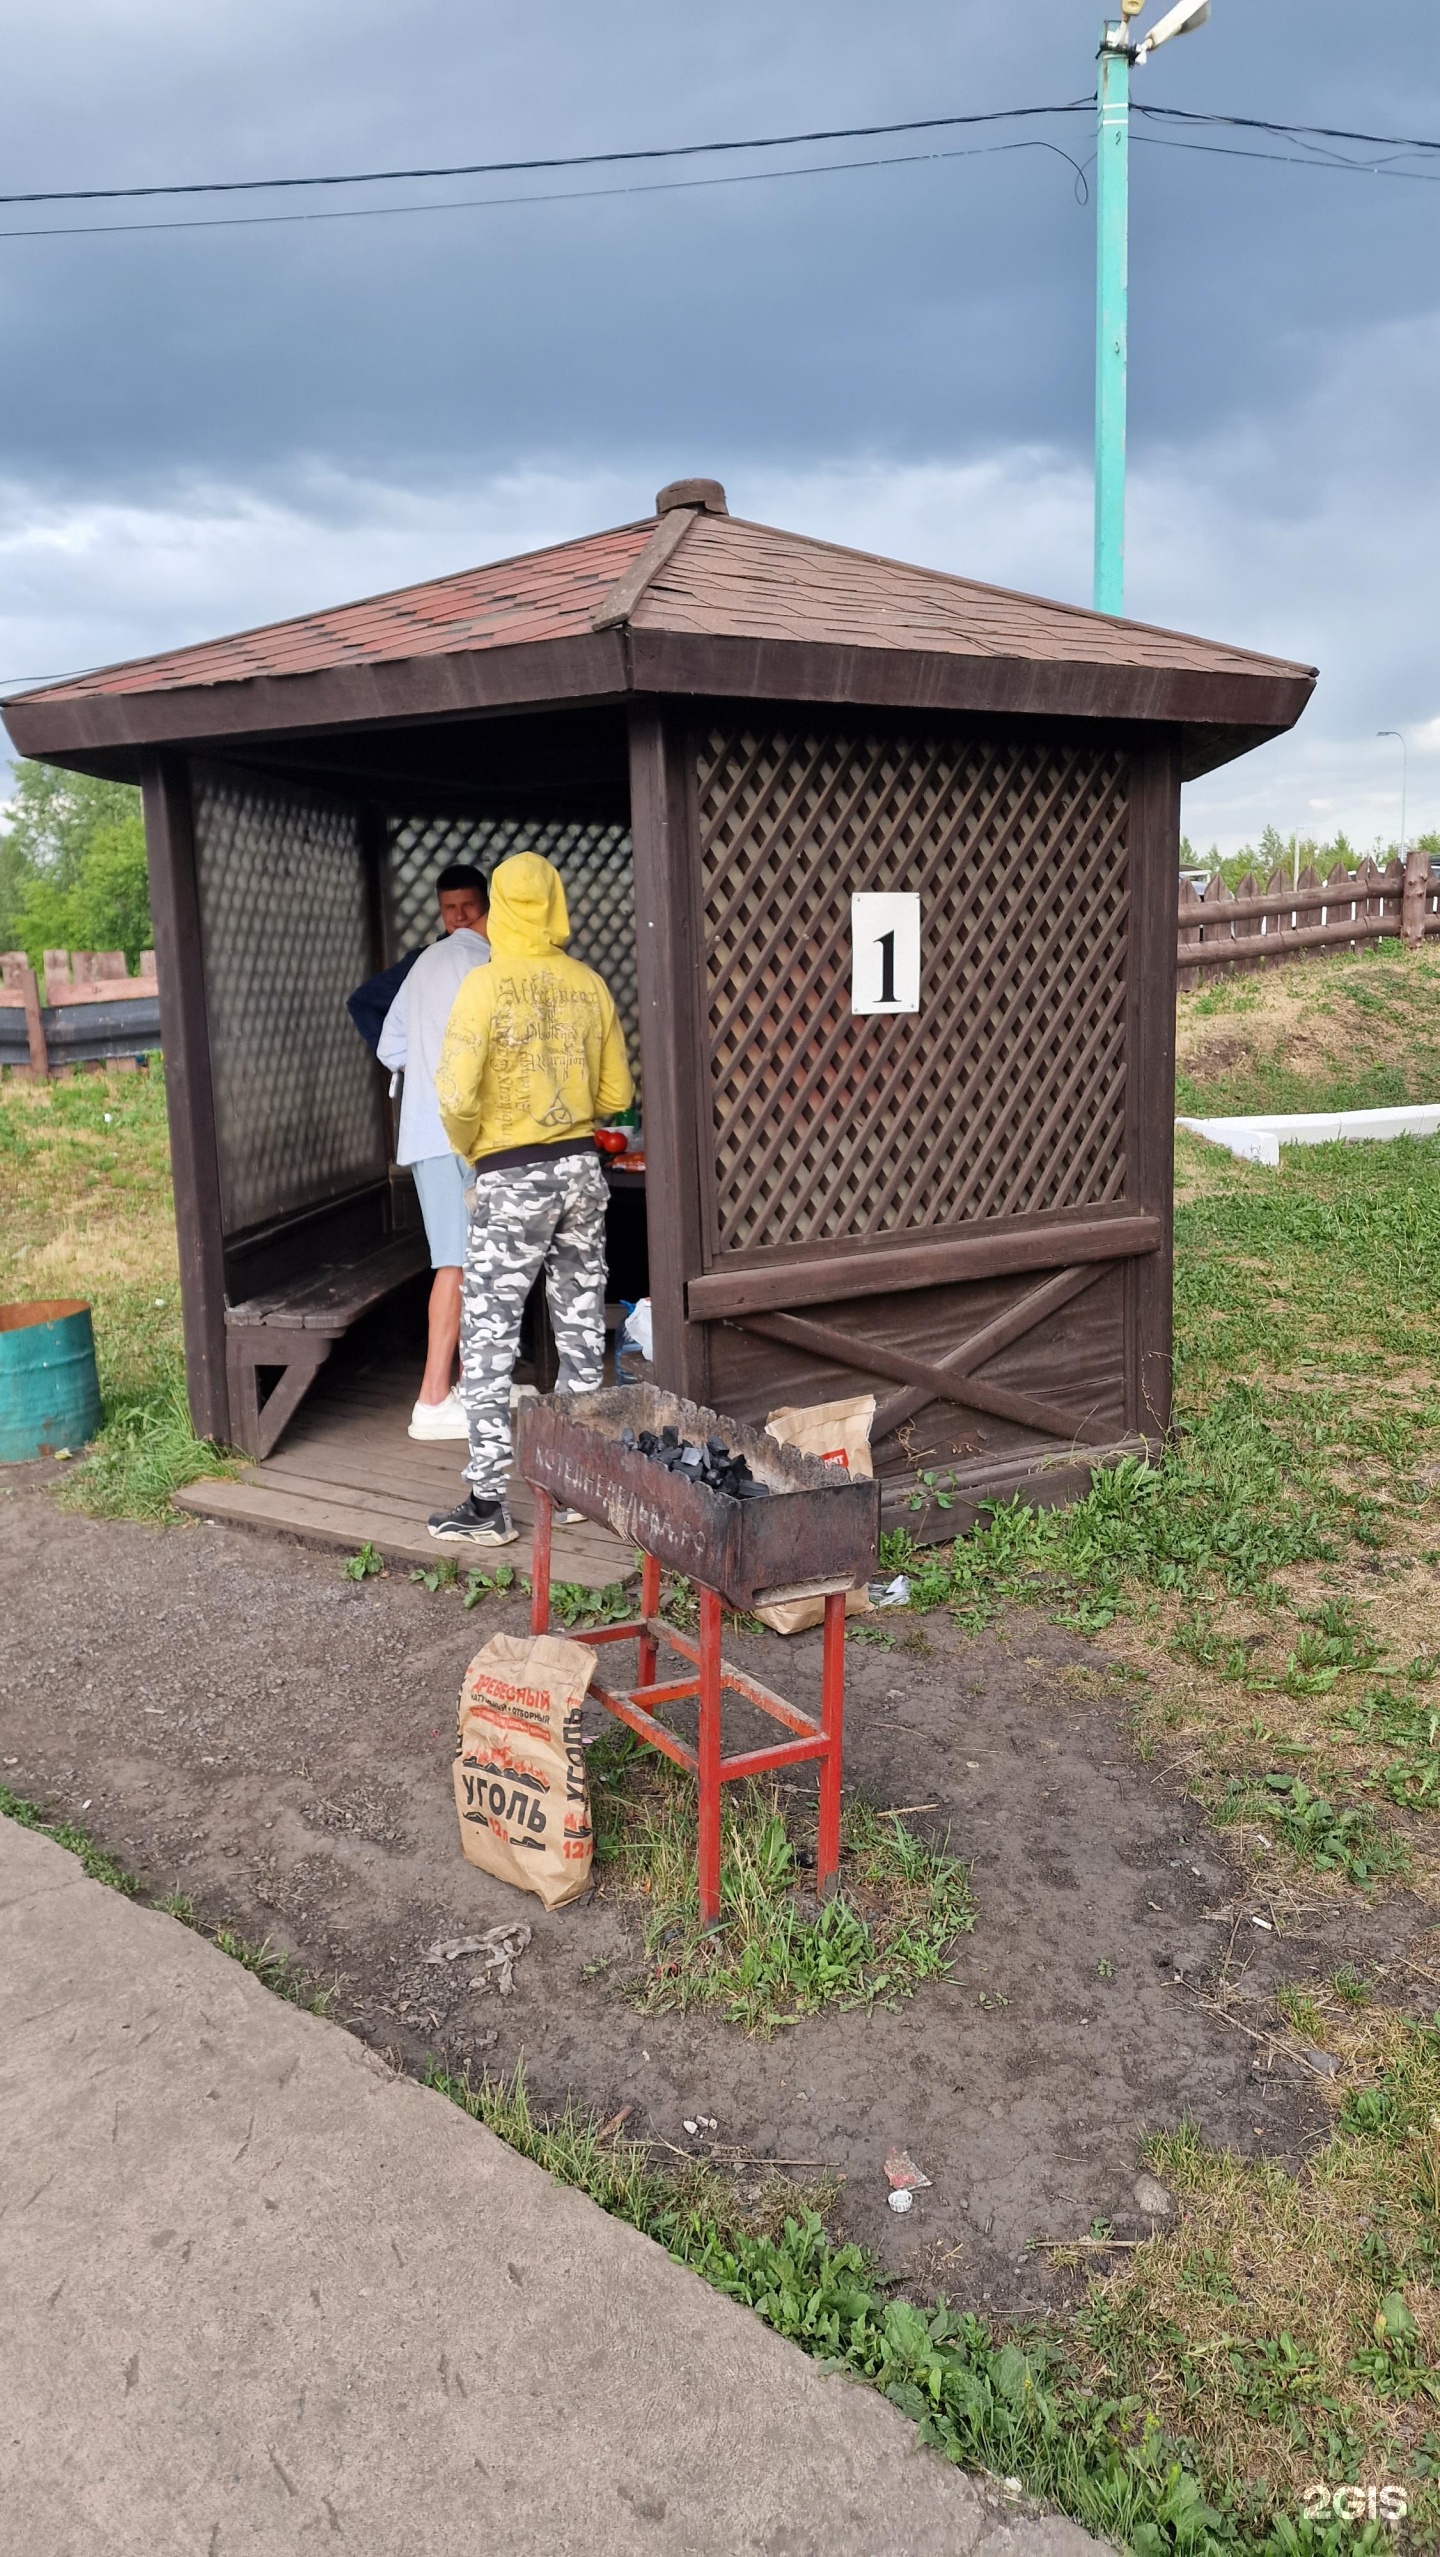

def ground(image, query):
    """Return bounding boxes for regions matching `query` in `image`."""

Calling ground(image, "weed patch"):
[0,1784,139,1894]
[0,1068,234,1519]
[590,1735,973,2032]
[886,1386,1348,1638]
[1088,2013,1440,2530]
[56,1364,234,1520]
[548,1579,634,1629]
[1214,1775,1410,1888]
[432,2059,1408,2552]
[0,1792,337,2012]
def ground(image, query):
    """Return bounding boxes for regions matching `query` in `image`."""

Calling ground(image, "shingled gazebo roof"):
[2,483,1315,779]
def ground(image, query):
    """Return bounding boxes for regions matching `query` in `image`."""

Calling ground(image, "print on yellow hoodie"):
[435,851,634,1164]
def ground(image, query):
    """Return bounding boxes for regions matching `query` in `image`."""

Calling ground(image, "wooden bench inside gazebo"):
[2,476,1313,1576]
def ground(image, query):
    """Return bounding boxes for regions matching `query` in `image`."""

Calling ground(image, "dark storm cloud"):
[0,0,1437,848]
[0,0,1435,489]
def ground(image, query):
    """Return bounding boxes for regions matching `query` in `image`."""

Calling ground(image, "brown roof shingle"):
[6,502,1312,712]
[16,519,655,704]
[633,512,1309,681]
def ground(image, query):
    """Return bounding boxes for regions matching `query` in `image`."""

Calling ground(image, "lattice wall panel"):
[698,728,1130,1255]
[193,765,384,1235]
[384,814,639,1101]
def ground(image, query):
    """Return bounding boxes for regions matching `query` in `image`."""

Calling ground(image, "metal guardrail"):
[0,951,162,1074]
[0,993,162,1072]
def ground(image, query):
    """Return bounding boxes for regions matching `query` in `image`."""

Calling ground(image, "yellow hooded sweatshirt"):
[435,851,634,1165]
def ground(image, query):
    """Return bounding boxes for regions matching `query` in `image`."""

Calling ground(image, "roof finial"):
[655,478,727,517]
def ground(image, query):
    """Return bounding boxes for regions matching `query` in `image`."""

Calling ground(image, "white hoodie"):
[377,928,490,1165]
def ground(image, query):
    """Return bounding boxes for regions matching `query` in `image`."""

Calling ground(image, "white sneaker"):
[408,1388,470,1441]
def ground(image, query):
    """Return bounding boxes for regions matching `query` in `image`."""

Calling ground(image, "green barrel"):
[0,1299,104,1462]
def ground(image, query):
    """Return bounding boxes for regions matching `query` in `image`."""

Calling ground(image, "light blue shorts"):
[410,1151,470,1269]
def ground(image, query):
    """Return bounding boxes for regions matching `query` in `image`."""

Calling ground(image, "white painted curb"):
[1177,1104,1440,1167]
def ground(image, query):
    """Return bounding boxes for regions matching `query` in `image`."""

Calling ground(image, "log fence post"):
[1403,842,1431,947]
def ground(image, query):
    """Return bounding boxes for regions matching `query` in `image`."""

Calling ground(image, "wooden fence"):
[1177,850,1440,990]
[0,948,161,1076]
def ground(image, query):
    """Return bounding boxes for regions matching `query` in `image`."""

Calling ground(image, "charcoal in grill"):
[619,1423,769,1500]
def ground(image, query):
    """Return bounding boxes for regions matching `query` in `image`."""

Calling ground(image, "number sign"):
[850,893,921,1015]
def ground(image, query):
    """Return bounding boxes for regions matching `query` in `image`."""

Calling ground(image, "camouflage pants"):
[459,1151,609,1497]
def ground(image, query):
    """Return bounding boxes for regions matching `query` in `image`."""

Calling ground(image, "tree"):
[0,760,150,969]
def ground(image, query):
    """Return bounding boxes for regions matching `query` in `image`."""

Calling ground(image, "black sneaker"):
[427,1492,519,1546]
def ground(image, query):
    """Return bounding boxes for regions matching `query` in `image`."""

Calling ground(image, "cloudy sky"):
[1,0,1436,854]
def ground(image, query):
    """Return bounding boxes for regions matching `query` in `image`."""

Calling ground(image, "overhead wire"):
[0,95,1434,227]
[0,103,1093,208]
[0,135,1094,245]
[0,95,1433,243]
[1133,131,1440,184]
[1136,103,1440,157]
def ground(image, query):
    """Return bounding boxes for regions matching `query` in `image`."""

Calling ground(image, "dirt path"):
[4,1462,1422,2315]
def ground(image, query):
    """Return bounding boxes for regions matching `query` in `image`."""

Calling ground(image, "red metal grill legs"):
[527,1485,847,1924]
[817,1586,845,1890]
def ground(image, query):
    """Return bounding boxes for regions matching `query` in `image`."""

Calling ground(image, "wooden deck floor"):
[173,1349,634,1585]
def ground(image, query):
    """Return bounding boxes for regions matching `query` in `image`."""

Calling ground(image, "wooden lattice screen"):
[383,813,639,1102]
[192,762,385,1235]
[697,728,1131,1257]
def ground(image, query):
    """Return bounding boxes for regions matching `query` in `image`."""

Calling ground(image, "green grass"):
[57,1365,234,1520]
[590,1733,973,2031]
[426,2057,818,2247]
[1176,941,1440,1122]
[0,1783,139,1893]
[0,1064,233,1516]
[881,1136,1440,1649]
[883,1386,1358,1638]
[0,1792,339,2011]
[156,1893,339,2013]
[1175,1133,1440,1388]
[1085,2016,1440,2537]
[430,2059,1408,2555]
[548,1578,635,1628]
[1213,1776,1411,1888]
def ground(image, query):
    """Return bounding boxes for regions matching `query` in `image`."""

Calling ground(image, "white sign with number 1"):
[850,893,921,1015]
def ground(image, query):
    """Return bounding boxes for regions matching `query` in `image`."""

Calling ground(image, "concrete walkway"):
[0,1817,1105,2557]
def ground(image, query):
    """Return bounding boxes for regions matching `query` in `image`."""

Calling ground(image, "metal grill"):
[383,814,640,1099]
[193,763,384,1234]
[697,728,1131,1256]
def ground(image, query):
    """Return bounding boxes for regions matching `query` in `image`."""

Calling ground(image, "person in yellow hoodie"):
[426,850,634,1544]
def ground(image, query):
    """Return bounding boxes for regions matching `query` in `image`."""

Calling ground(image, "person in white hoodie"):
[377,864,490,1439]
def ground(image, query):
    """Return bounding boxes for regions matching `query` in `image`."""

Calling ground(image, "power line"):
[0,99,1430,250]
[0,118,1428,248]
[1137,103,1440,156]
[1134,131,1440,184]
[0,96,1435,222]
[0,103,1091,208]
[0,137,1092,245]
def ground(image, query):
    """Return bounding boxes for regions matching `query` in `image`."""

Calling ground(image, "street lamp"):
[1093,0,1212,617]
[1378,730,1408,860]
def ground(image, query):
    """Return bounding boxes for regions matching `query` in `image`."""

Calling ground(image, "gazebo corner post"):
[627,706,712,1404]
[141,755,232,1448]
[1122,734,1180,1448]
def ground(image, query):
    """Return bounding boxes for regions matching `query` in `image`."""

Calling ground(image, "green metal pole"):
[1094,21,1130,616]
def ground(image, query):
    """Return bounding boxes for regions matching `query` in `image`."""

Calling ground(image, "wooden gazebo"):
[3,477,1314,1541]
